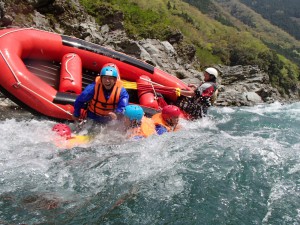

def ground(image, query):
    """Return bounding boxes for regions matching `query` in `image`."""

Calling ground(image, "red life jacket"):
[198,82,218,98]
[88,76,123,116]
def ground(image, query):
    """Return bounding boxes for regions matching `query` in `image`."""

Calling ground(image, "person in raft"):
[123,105,156,140]
[73,64,129,124]
[152,105,182,135]
[176,67,219,119]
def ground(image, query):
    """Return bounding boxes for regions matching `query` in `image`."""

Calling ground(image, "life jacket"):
[126,117,156,139]
[176,81,218,120]
[88,76,123,116]
[196,82,218,105]
[151,113,180,132]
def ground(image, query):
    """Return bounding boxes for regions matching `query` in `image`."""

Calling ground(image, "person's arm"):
[188,84,198,89]
[73,83,95,118]
[180,89,196,97]
[108,87,129,120]
[115,87,129,114]
[179,83,199,97]
[155,124,168,135]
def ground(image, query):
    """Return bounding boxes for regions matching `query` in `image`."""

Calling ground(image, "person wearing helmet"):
[52,123,91,148]
[123,105,155,139]
[152,105,182,135]
[176,67,219,119]
[73,63,129,124]
[52,123,72,139]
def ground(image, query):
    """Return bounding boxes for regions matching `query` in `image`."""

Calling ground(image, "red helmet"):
[162,105,181,121]
[52,123,72,138]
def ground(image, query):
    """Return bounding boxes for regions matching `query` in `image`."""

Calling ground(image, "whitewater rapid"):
[0,102,299,224]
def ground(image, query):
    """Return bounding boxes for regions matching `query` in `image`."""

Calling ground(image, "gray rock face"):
[215,65,283,106]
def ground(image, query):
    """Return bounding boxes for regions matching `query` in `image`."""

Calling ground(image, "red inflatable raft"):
[0,28,189,120]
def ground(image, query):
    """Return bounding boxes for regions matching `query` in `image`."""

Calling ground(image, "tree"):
[167,1,171,10]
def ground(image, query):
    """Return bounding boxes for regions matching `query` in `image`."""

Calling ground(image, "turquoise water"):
[0,102,299,224]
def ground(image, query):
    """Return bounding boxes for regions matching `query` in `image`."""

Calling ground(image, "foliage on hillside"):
[208,0,300,68]
[79,0,299,96]
[240,0,300,41]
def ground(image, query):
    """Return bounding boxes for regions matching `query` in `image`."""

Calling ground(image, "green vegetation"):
[79,0,300,96]
[241,0,300,41]
[80,0,174,39]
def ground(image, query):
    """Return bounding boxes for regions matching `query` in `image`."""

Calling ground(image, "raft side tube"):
[59,53,82,94]
[137,75,159,109]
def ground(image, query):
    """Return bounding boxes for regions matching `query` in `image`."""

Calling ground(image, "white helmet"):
[205,67,218,79]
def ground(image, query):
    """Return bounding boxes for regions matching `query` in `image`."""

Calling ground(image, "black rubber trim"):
[53,92,78,105]
[141,105,160,117]
[62,35,155,74]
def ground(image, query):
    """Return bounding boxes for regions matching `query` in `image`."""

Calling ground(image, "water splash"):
[0,103,299,224]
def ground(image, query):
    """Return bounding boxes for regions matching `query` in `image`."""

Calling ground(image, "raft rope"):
[0,50,73,116]
[141,77,158,99]
[138,77,181,96]
[0,27,34,39]
[139,77,164,87]
[20,84,73,116]
[63,54,76,82]
[0,50,21,87]
[122,78,182,97]
[150,81,158,99]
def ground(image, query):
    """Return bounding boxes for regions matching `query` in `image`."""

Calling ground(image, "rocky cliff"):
[0,0,294,116]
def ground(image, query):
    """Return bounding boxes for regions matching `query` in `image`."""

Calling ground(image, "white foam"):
[0,102,299,217]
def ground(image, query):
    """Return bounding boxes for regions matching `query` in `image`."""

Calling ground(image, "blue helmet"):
[124,105,144,122]
[100,66,118,78]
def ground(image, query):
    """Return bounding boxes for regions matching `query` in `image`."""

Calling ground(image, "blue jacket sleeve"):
[115,87,129,114]
[73,83,95,117]
[155,124,168,135]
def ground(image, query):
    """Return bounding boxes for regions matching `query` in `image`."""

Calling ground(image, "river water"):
[0,102,299,224]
